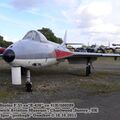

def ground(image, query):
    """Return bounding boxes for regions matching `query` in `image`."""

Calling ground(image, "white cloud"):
[62,0,120,44]
[87,1,112,17]
[90,23,119,33]
[63,1,113,28]
[3,0,120,44]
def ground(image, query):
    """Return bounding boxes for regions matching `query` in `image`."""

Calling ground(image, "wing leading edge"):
[64,52,120,65]
[69,52,120,58]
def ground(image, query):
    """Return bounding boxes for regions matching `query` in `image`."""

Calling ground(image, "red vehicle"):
[0,47,5,54]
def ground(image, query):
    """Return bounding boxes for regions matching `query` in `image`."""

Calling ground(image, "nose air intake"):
[3,49,15,63]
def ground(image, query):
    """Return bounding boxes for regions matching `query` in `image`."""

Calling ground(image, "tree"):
[38,28,63,44]
[0,35,3,41]
[0,35,13,48]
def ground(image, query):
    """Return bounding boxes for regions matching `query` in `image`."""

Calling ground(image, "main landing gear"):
[25,69,32,92]
[86,64,91,76]
[86,58,92,76]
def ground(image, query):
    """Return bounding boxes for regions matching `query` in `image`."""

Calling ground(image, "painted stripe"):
[55,49,73,59]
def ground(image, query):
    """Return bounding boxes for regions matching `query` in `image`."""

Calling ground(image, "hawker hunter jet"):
[1,30,120,92]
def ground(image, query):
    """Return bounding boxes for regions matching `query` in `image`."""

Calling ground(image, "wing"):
[65,52,120,64]
[55,47,120,64]
[55,48,120,60]
[71,52,120,58]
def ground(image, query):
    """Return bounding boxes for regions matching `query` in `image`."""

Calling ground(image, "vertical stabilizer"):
[61,30,67,47]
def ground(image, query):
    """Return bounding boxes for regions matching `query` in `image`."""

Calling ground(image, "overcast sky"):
[0,0,120,45]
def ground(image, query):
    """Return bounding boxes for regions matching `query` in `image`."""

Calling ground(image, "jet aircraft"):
[1,30,120,92]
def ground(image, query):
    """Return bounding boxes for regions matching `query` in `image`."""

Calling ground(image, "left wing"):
[69,52,120,58]
[55,48,120,60]
[65,52,120,65]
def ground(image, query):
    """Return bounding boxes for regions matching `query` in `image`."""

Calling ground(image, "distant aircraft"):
[106,43,120,53]
[1,30,120,92]
[0,47,5,55]
[86,45,106,53]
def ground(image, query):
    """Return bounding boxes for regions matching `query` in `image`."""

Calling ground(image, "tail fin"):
[61,30,67,47]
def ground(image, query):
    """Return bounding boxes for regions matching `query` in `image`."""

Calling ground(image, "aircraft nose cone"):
[3,49,15,63]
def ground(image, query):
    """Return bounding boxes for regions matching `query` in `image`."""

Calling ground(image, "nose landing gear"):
[25,69,32,92]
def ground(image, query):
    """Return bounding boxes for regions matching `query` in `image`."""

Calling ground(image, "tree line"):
[38,28,63,44]
[0,28,63,48]
[0,36,13,48]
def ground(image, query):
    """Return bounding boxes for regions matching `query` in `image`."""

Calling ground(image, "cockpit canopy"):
[22,30,48,42]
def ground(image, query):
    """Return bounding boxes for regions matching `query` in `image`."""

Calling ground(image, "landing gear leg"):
[86,64,91,76]
[25,69,32,92]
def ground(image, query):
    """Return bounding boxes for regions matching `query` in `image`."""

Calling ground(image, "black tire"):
[21,67,27,75]
[25,82,32,92]
[86,65,91,76]
[88,65,91,74]
[86,66,90,76]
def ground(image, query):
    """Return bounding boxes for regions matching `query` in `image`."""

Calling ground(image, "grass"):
[0,57,120,100]
[96,57,120,65]
[77,81,120,95]
[0,61,26,101]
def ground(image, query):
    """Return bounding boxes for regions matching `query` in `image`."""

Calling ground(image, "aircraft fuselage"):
[3,39,59,68]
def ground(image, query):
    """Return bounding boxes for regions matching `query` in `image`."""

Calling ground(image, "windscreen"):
[22,30,48,42]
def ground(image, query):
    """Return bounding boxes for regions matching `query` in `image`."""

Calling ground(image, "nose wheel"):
[25,69,32,92]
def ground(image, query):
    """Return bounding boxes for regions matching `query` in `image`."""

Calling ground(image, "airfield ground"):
[0,58,120,120]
